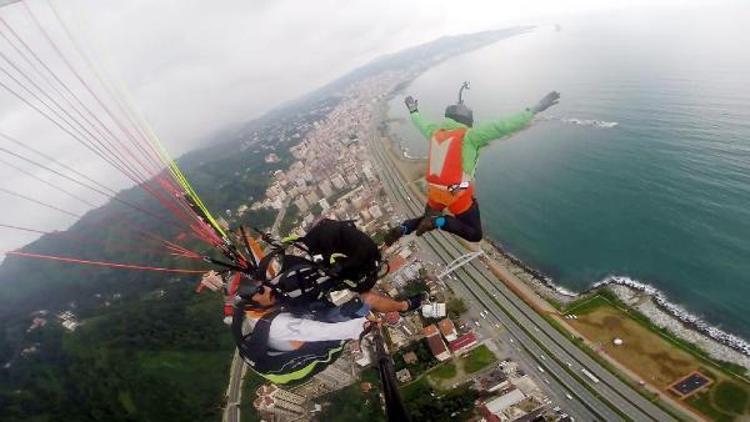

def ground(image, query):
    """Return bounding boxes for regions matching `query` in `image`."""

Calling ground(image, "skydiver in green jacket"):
[384,82,560,245]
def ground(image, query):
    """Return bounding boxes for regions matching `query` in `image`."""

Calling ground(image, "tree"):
[402,280,429,297]
[447,298,468,320]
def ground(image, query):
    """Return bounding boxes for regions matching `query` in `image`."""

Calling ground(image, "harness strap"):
[232,303,278,368]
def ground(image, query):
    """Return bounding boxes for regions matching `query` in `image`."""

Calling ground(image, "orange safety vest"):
[425,128,475,214]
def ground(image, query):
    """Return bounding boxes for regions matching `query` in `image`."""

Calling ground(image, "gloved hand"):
[530,91,560,114]
[404,96,419,114]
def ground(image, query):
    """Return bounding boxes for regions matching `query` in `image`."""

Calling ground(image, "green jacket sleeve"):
[465,110,534,148]
[410,112,439,139]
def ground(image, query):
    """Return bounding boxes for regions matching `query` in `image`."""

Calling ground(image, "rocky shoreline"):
[482,237,750,372]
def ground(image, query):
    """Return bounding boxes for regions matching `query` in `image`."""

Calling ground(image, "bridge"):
[436,250,484,281]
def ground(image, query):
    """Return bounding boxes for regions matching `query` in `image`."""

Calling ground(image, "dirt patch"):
[570,306,699,388]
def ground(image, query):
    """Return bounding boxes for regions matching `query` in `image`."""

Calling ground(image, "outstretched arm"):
[410,112,439,139]
[465,110,534,148]
[404,95,438,139]
[465,91,560,148]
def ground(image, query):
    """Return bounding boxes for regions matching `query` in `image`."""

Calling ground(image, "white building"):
[363,165,375,181]
[345,173,359,186]
[320,180,334,198]
[396,368,412,383]
[421,303,447,319]
[331,174,346,190]
[485,388,525,415]
[368,205,383,219]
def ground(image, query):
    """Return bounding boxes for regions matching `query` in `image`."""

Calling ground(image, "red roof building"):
[449,332,478,354]
[437,318,458,342]
[423,324,439,337]
[423,324,451,361]
[479,406,502,422]
[388,255,407,273]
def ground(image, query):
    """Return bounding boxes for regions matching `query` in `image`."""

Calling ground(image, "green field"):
[318,368,385,422]
[400,377,477,421]
[461,345,497,374]
[688,391,733,422]
[430,362,457,380]
[565,294,611,316]
[562,291,750,421]
[713,381,749,415]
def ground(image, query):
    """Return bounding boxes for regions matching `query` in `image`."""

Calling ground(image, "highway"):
[368,133,686,422]
[224,350,246,422]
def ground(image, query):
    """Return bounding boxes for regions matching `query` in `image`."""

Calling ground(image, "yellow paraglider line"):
[47,0,228,240]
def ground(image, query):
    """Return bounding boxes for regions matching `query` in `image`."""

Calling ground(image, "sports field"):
[564,295,750,420]
[568,302,697,387]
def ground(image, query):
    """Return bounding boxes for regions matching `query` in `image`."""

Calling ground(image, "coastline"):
[381,96,750,373]
[483,236,750,370]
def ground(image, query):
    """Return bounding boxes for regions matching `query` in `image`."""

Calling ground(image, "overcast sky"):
[0,0,719,255]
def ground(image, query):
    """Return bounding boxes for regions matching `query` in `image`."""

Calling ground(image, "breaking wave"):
[559,117,619,128]
[541,115,619,128]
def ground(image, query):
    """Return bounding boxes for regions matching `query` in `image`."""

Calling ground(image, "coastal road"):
[368,133,686,421]
[270,198,291,237]
[224,350,246,422]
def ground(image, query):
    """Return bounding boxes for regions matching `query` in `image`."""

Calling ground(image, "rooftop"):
[449,332,478,352]
[389,255,407,273]
[485,388,525,414]
[437,318,456,336]
[426,334,449,358]
[423,324,439,337]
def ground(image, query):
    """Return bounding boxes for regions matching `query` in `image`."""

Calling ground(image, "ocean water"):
[388,5,750,339]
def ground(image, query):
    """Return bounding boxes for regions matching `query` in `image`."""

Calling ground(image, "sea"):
[387,5,750,342]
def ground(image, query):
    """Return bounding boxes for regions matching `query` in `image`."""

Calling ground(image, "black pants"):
[401,199,483,242]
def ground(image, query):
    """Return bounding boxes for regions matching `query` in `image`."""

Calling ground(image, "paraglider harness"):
[230,294,347,385]
[251,225,387,308]
[226,222,388,384]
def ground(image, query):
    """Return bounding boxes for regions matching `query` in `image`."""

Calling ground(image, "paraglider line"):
[5,250,210,274]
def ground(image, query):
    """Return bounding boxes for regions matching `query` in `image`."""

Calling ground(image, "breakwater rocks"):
[595,276,750,360]
[481,238,750,372]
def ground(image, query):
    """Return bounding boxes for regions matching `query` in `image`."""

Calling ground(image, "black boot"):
[383,225,405,246]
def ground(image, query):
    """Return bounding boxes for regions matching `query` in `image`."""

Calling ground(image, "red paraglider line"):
[0,144,198,236]
[5,251,211,274]
[0,14,166,176]
[0,4,229,251]
[19,2,170,180]
[0,29,205,239]
[0,220,206,261]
